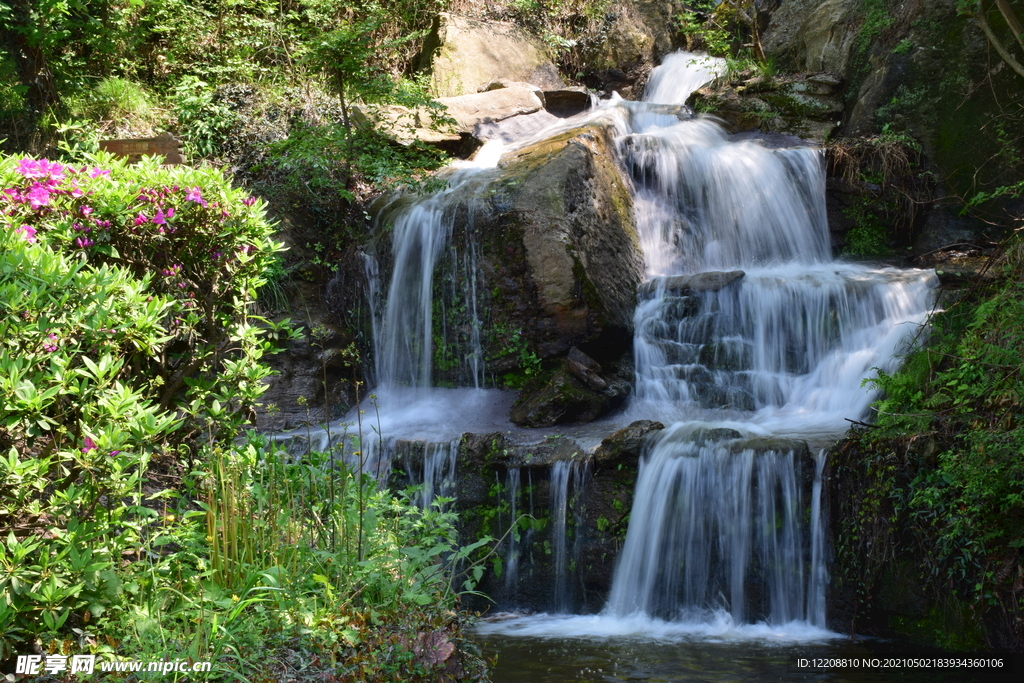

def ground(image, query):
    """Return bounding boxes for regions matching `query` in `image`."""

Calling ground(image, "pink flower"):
[75,236,94,249]
[79,205,93,216]
[87,167,110,179]
[152,207,174,224]
[26,183,50,208]
[185,187,208,207]
[17,158,65,181]
[16,225,37,243]
[134,212,148,226]
[81,437,96,454]
[242,196,256,207]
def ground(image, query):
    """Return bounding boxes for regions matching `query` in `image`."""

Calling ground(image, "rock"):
[348,102,471,154]
[418,13,564,98]
[691,74,844,143]
[565,346,607,391]
[255,326,354,431]
[473,122,644,364]
[581,2,691,98]
[435,86,545,134]
[592,420,665,464]
[542,88,591,118]
[639,270,745,297]
[729,437,811,461]
[510,368,611,427]
[474,109,562,143]
[762,0,861,74]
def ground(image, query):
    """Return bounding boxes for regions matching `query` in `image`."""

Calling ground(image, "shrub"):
[0,152,285,656]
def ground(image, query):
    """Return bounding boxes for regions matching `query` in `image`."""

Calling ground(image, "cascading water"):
[549,460,588,613]
[280,45,938,655]
[477,51,936,642]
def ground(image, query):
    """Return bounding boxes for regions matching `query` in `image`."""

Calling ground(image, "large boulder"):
[477,122,644,367]
[762,0,861,74]
[579,1,691,98]
[435,85,545,133]
[418,13,564,97]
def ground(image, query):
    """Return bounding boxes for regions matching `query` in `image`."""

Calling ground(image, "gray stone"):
[592,420,665,464]
[418,13,564,98]
[434,86,545,134]
[510,369,610,428]
[639,270,745,297]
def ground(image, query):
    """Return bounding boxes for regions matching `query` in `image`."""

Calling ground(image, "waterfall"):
[341,50,938,639]
[370,145,503,390]
[605,432,817,625]
[417,441,459,509]
[549,460,587,612]
[643,52,726,105]
[599,52,935,628]
[503,468,521,598]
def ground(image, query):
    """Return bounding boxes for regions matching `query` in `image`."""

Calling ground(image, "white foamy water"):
[329,49,939,644]
[475,612,840,643]
[643,52,727,105]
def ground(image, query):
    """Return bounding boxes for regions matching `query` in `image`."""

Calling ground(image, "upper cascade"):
[642,52,726,106]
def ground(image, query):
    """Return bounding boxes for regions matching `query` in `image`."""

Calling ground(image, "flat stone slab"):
[638,270,746,297]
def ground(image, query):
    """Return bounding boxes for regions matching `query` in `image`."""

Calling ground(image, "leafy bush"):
[0,153,284,443]
[0,152,490,678]
[0,152,281,651]
[834,238,1024,646]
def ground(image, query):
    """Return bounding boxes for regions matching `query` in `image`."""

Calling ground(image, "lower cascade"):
[604,431,827,628]
[301,51,938,641]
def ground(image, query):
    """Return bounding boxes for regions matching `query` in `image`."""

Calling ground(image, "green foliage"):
[0,152,292,660]
[0,153,285,443]
[675,0,768,77]
[170,78,238,159]
[854,0,897,61]
[842,195,894,257]
[488,323,543,389]
[264,122,448,206]
[0,151,489,677]
[836,239,1024,640]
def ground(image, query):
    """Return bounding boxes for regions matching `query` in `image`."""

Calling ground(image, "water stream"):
[305,51,941,678]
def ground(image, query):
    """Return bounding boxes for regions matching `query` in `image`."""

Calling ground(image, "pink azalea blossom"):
[75,236,94,249]
[17,158,65,181]
[81,437,96,454]
[152,207,174,224]
[134,212,148,226]
[185,187,208,207]
[87,167,110,179]
[242,196,256,207]
[16,225,37,243]
[26,183,50,208]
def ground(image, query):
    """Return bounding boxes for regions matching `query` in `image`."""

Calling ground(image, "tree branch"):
[978,2,1024,79]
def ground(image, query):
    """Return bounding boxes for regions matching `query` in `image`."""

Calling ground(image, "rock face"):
[691,72,845,143]
[435,84,545,133]
[510,347,632,427]
[480,122,643,362]
[418,13,564,97]
[763,0,1023,206]
[580,1,691,97]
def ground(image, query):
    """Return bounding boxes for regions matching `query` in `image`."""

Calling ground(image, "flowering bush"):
[0,152,286,441]
[0,152,287,653]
